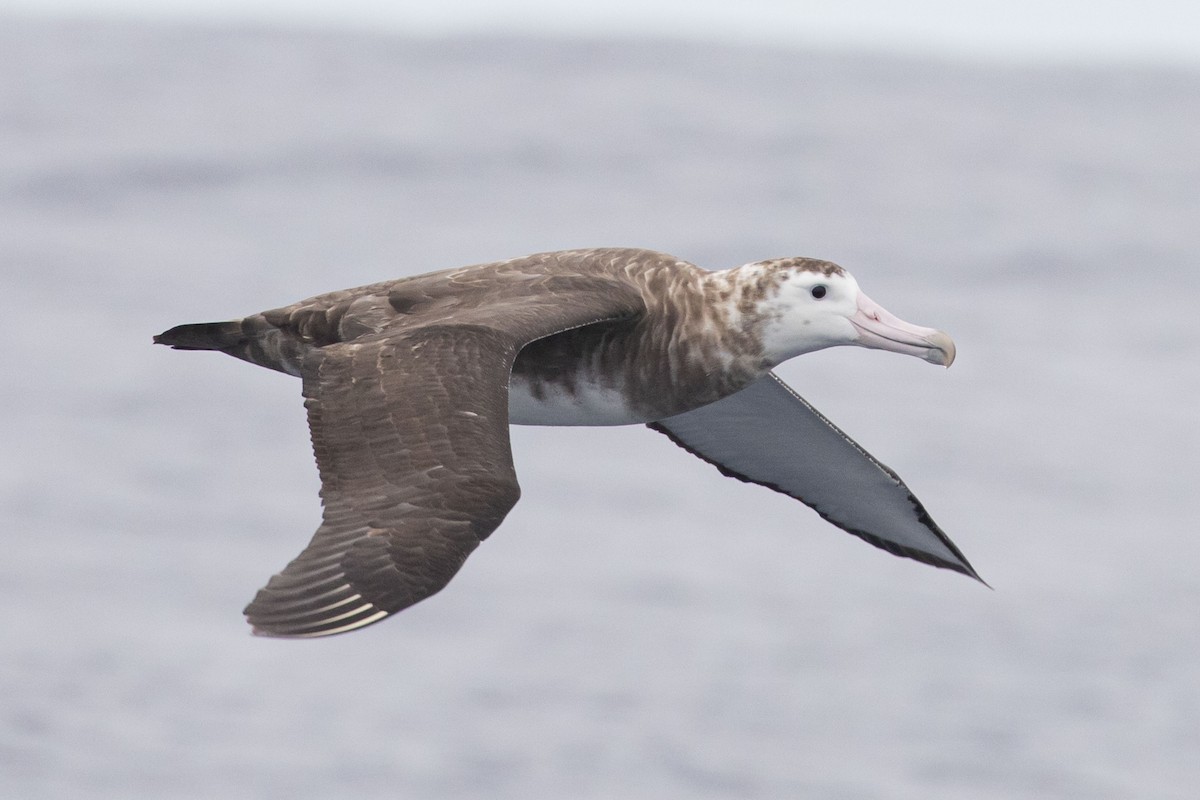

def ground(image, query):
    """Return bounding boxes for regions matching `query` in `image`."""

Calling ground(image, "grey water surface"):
[2,18,1198,799]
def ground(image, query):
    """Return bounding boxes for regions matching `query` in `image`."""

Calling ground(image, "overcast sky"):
[4,0,1200,64]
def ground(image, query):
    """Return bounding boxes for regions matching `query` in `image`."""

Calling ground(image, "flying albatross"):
[155,248,980,638]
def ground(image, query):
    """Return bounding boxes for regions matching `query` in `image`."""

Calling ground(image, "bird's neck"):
[692,260,791,361]
[629,263,784,411]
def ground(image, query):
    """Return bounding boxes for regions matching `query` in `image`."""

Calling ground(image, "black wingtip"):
[967,566,992,590]
[926,531,989,589]
[927,548,989,589]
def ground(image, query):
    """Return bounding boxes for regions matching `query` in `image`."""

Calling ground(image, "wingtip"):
[949,558,990,589]
[247,620,314,639]
[247,624,310,639]
[243,595,392,639]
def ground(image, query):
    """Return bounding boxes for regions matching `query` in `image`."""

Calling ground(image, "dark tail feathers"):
[153,321,247,351]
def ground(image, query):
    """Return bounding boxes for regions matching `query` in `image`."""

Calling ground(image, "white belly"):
[507,374,646,426]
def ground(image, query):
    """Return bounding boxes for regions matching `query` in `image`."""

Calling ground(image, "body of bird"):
[156,248,978,637]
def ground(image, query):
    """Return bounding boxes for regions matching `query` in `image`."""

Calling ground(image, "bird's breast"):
[504,313,761,427]
[506,372,647,426]
[506,321,654,426]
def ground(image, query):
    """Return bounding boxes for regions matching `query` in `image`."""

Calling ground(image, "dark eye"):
[810,285,827,299]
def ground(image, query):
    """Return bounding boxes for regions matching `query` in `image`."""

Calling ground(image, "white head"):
[747,258,955,368]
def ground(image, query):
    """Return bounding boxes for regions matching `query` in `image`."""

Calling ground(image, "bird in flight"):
[156,248,979,637]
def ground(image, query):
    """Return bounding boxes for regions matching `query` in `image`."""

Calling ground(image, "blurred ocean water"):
[1,17,1198,799]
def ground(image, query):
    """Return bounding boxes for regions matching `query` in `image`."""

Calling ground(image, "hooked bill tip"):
[925,331,956,367]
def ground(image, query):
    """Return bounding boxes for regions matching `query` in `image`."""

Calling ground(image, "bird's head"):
[748,258,955,368]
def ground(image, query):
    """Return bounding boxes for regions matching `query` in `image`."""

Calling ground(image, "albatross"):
[155,248,979,638]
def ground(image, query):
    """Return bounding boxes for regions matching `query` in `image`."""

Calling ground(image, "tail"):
[155,318,304,375]
[153,321,248,351]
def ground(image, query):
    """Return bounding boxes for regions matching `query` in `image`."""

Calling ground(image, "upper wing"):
[648,373,981,581]
[244,283,645,638]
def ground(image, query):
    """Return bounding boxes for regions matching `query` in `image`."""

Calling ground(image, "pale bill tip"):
[925,330,956,367]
